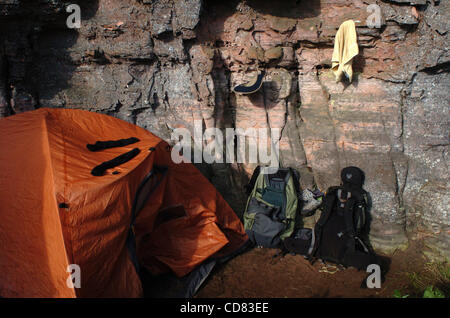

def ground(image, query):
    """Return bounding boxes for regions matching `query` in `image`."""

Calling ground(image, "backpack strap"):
[353,190,373,254]
[309,187,339,262]
[341,198,357,260]
[289,168,301,197]
[345,187,368,235]
[245,165,261,195]
[343,198,356,238]
[359,190,369,235]
[341,195,374,264]
[317,187,340,227]
[307,227,316,255]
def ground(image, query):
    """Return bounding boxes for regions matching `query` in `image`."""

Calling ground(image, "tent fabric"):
[0,108,248,298]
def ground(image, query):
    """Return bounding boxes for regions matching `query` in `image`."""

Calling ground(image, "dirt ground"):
[195,240,448,298]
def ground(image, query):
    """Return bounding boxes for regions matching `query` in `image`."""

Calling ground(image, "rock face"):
[0,0,448,260]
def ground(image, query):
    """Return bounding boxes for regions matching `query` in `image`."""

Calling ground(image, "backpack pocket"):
[247,213,286,248]
[247,197,280,217]
[283,228,315,256]
[245,197,286,248]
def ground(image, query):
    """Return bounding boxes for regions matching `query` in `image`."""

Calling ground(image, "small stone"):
[264,46,283,62]
[239,18,254,31]
[247,46,265,62]
[269,16,297,33]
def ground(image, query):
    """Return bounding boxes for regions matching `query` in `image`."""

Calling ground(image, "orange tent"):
[0,108,248,298]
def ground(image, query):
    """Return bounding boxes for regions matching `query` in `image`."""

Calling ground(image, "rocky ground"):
[0,0,448,261]
[143,239,449,298]
[196,240,449,298]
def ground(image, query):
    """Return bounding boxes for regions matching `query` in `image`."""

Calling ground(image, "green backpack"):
[243,166,301,248]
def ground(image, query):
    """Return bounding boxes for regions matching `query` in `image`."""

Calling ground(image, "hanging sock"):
[87,137,140,152]
[91,148,141,176]
[232,71,265,95]
[331,20,359,83]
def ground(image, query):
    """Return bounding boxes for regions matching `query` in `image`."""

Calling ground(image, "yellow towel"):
[332,20,359,83]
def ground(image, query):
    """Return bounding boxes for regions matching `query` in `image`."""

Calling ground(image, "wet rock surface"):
[0,0,448,259]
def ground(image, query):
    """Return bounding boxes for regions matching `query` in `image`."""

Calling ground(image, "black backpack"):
[312,167,379,269]
[284,167,379,270]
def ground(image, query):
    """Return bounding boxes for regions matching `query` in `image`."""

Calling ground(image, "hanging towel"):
[332,20,359,83]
